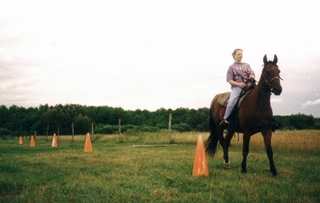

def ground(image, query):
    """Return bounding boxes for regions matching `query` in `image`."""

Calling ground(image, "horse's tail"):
[204,107,219,157]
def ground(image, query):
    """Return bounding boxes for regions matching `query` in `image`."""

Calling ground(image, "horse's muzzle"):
[272,86,282,95]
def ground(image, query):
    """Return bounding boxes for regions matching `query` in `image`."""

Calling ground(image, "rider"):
[220,48,255,128]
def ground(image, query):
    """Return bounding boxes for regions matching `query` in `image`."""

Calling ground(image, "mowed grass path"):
[0,130,319,203]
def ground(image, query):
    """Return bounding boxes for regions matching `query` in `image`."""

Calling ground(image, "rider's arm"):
[228,80,246,88]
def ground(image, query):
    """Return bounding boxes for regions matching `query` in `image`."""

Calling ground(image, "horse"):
[205,54,282,176]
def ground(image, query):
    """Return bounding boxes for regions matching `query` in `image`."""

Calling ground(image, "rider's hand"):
[238,83,246,88]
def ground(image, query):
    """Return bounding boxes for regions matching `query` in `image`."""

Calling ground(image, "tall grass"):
[0,130,319,202]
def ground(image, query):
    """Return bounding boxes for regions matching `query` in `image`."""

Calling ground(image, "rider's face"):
[234,51,243,62]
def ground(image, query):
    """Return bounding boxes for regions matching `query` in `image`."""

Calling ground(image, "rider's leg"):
[223,87,242,120]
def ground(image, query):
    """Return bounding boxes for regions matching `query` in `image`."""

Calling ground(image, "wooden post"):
[57,127,59,140]
[92,123,94,136]
[168,113,172,144]
[46,125,49,141]
[118,119,121,139]
[72,122,74,142]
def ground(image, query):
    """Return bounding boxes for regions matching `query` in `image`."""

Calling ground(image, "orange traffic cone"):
[30,135,35,147]
[19,136,23,145]
[192,135,209,176]
[84,133,92,152]
[52,133,58,147]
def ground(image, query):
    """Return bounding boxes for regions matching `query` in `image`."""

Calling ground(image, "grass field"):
[0,130,319,203]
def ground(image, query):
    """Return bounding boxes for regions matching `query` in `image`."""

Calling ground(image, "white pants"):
[223,87,243,120]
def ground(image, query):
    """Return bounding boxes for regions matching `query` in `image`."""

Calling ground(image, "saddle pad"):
[217,92,230,107]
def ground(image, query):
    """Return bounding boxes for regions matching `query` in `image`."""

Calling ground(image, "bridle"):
[262,63,283,94]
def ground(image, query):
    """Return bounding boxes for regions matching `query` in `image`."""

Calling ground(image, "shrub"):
[96,125,118,134]
[172,123,191,132]
[0,128,12,137]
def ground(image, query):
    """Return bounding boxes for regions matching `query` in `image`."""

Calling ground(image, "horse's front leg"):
[241,132,251,173]
[262,129,277,176]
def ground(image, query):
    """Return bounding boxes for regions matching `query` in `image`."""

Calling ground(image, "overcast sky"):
[0,0,319,117]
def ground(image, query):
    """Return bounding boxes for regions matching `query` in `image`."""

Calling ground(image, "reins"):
[263,77,283,95]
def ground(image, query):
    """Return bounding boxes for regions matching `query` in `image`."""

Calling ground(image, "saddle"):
[217,91,252,108]
[217,92,230,107]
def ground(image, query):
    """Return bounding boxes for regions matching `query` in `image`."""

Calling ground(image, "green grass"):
[0,131,319,202]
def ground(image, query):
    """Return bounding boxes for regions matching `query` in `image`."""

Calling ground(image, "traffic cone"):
[30,135,35,147]
[19,136,23,145]
[52,133,58,147]
[84,133,92,152]
[192,135,209,176]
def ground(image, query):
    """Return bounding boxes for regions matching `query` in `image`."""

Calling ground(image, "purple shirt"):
[226,62,255,88]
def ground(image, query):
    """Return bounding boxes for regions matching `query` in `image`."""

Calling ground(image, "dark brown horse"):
[205,54,282,176]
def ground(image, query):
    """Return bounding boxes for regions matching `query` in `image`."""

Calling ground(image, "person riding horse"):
[220,48,255,128]
[205,53,282,176]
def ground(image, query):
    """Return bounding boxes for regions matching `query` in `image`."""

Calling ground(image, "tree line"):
[0,104,319,137]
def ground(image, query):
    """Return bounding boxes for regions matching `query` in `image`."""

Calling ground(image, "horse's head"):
[262,54,282,95]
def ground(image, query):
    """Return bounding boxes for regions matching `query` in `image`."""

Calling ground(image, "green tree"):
[288,114,315,130]
[74,114,91,134]
[0,105,9,127]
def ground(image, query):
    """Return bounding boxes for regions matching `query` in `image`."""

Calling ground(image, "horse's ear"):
[273,54,278,64]
[263,54,268,64]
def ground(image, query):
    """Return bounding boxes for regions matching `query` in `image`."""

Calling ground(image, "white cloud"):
[271,98,283,103]
[302,99,320,108]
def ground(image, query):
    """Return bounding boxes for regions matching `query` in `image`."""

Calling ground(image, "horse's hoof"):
[241,169,247,173]
[223,162,231,168]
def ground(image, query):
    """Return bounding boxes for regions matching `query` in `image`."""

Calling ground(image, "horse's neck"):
[252,82,271,104]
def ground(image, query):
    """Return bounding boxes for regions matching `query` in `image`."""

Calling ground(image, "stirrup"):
[220,119,229,125]
[271,119,281,132]
[220,119,229,129]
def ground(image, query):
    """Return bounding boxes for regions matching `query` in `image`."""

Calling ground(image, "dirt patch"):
[278,170,295,177]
